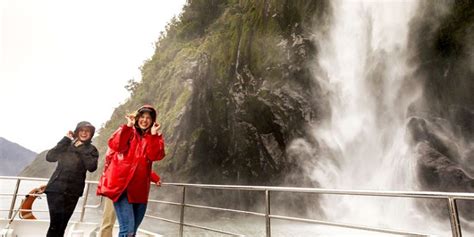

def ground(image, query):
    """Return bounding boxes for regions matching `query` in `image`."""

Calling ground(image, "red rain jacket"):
[97,124,165,203]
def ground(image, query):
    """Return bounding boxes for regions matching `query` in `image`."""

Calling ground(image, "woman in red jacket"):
[97,105,165,236]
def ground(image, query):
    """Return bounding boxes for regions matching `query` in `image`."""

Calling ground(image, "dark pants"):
[46,192,80,237]
[113,192,147,237]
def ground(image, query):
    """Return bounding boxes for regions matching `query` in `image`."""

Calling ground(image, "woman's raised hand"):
[151,122,161,135]
[125,114,135,127]
[66,130,74,140]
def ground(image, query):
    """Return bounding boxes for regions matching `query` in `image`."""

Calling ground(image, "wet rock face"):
[449,106,474,141]
[414,141,473,192]
[406,111,474,191]
[156,1,330,188]
[406,116,461,164]
[169,41,321,186]
[405,0,474,220]
[406,110,474,219]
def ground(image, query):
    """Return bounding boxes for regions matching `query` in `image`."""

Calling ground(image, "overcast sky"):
[0,0,186,153]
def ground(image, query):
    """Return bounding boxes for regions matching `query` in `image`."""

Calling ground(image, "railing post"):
[79,183,90,222]
[179,186,186,237]
[8,179,21,219]
[265,190,271,237]
[447,198,462,237]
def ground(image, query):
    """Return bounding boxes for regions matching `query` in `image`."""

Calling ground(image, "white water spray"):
[298,0,451,235]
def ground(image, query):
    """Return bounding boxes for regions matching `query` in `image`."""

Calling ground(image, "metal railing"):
[2,176,474,236]
[149,183,474,237]
[0,176,102,229]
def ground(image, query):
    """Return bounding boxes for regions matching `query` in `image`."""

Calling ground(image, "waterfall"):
[300,0,450,235]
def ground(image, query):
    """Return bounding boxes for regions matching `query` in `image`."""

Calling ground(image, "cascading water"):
[297,0,451,235]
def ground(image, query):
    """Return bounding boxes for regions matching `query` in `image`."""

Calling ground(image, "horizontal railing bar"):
[184,203,265,217]
[149,199,265,217]
[148,199,182,206]
[150,204,430,236]
[163,182,474,200]
[0,209,48,212]
[0,193,45,197]
[2,176,473,200]
[1,193,98,199]
[0,176,49,182]
[146,214,243,236]
[0,193,98,200]
[0,217,100,224]
[181,222,244,236]
[0,209,89,213]
[14,209,49,212]
[270,214,429,236]
[0,176,99,185]
[145,214,180,224]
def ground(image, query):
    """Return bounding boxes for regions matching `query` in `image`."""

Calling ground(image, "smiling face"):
[137,112,153,130]
[77,127,92,142]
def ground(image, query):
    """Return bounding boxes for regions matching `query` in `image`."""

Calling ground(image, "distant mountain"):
[19,150,56,178]
[0,137,37,176]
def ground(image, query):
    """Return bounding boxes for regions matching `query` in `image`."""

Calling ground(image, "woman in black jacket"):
[44,121,99,237]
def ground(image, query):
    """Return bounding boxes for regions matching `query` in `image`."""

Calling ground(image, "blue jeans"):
[113,192,147,237]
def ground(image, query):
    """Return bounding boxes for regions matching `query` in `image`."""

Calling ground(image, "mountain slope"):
[19,150,56,178]
[92,0,330,188]
[0,137,37,176]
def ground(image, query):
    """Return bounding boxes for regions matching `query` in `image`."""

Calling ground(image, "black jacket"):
[45,136,98,197]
